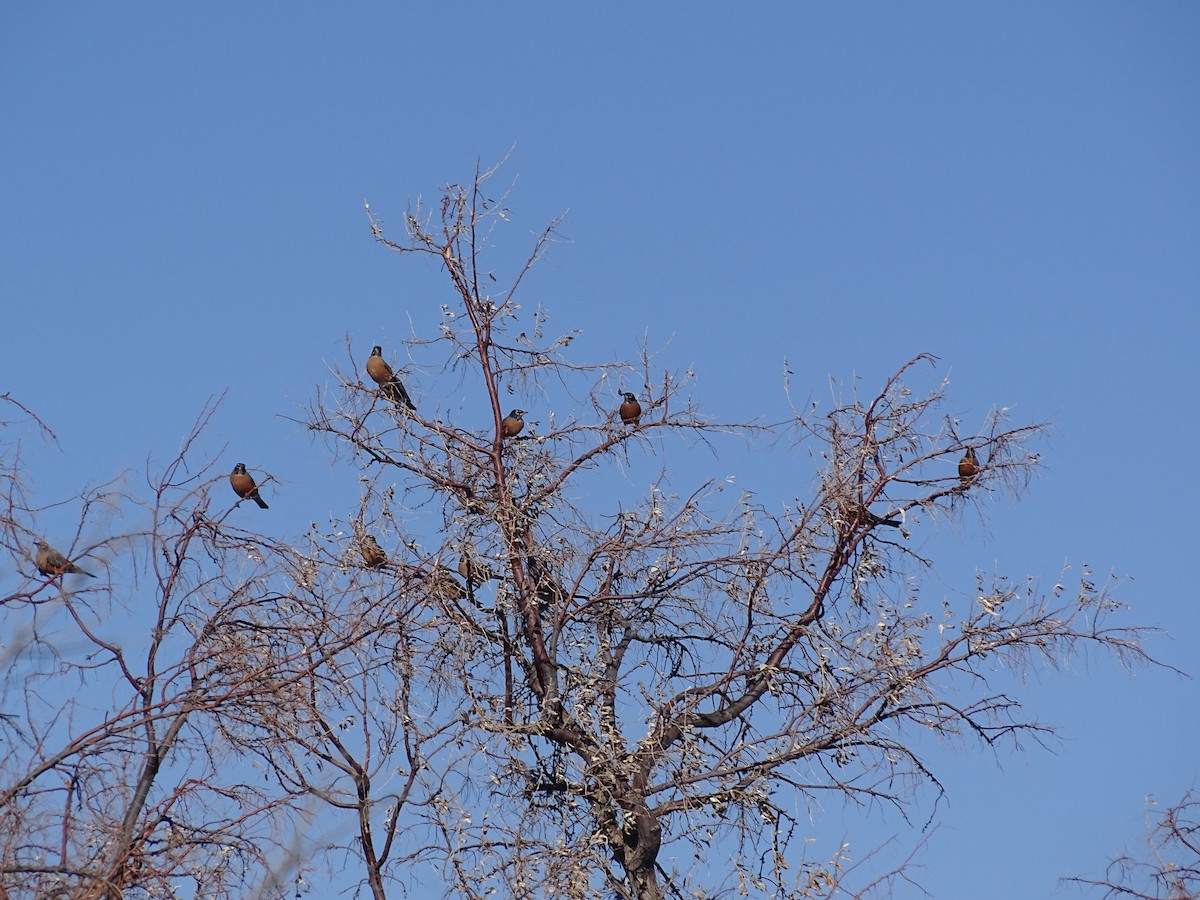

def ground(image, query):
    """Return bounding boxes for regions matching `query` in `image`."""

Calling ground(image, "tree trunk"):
[619,807,663,900]
[627,866,664,900]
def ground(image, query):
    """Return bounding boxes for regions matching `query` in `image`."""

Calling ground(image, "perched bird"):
[425,566,468,601]
[618,392,642,426]
[229,463,269,509]
[365,345,416,411]
[528,557,568,612]
[958,447,980,485]
[35,539,95,579]
[458,552,495,586]
[360,534,387,569]
[501,409,526,439]
[861,508,901,528]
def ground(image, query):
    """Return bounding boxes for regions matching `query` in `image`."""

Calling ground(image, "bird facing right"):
[501,409,526,438]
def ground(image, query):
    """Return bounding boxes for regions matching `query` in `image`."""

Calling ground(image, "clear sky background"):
[2,4,1197,897]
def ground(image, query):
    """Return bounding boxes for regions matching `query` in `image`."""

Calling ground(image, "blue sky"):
[3,4,1197,896]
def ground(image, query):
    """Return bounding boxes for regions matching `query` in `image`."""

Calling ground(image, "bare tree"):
[292,163,1159,898]
[0,402,298,899]
[204,510,474,900]
[0,165,1163,899]
[0,398,470,900]
[1068,792,1200,900]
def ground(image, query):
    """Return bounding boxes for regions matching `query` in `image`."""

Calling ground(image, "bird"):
[365,345,416,411]
[35,539,95,579]
[229,463,269,509]
[958,447,980,485]
[618,392,642,426]
[458,552,495,586]
[861,508,901,528]
[425,566,468,601]
[501,409,526,438]
[528,557,569,612]
[360,534,387,569]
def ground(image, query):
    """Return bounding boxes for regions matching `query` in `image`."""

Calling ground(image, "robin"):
[458,552,495,585]
[365,345,416,411]
[35,539,95,578]
[229,463,269,509]
[861,508,901,528]
[618,392,642,426]
[426,566,467,601]
[958,447,980,485]
[360,534,387,569]
[501,409,526,439]
[528,557,568,611]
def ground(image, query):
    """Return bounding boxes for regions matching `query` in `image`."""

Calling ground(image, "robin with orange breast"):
[35,539,95,578]
[230,463,269,509]
[366,345,416,411]
[459,552,495,586]
[958,447,980,485]
[618,392,642,426]
[501,409,526,438]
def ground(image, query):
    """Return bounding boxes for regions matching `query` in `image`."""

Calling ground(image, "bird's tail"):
[383,380,416,411]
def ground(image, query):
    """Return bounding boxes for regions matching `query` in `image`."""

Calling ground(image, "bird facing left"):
[35,539,96,578]
[229,463,269,509]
